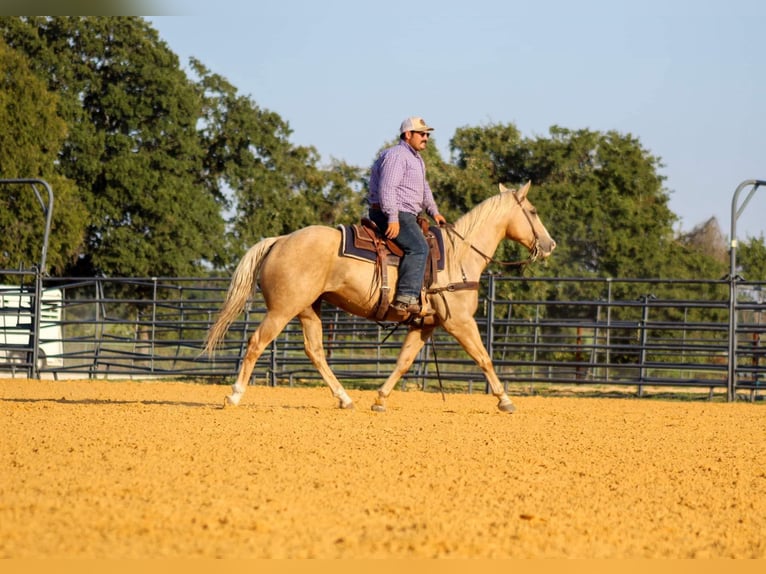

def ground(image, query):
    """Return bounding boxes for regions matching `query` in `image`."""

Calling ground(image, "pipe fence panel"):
[0,275,763,400]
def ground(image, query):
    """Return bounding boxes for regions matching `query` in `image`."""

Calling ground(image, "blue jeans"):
[369,210,428,301]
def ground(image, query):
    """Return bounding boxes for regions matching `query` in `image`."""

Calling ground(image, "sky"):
[146,0,764,240]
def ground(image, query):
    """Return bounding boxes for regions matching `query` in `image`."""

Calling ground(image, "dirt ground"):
[1,378,764,558]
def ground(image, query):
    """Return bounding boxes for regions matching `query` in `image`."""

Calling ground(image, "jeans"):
[369,210,428,301]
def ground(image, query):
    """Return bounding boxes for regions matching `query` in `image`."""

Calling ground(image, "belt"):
[371,203,381,210]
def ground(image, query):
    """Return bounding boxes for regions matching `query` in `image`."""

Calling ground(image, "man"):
[367,116,447,316]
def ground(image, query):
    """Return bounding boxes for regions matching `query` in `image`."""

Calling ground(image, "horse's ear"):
[498,183,509,193]
[517,180,531,201]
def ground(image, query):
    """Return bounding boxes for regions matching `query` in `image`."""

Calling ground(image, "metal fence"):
[1,273,764,401]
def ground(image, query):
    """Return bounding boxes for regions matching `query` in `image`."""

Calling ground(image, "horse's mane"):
[444,192,508,276]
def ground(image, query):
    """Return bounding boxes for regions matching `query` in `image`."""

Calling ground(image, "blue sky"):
[148,0,764,240]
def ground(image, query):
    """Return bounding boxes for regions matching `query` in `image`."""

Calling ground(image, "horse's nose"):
[545,238,556,256]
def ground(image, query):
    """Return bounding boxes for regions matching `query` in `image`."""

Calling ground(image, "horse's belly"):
[323,256,392,315]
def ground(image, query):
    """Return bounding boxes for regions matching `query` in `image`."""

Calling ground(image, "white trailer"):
[0,285,64,368]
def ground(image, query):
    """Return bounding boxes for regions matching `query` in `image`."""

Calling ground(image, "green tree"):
[435,123,523,217]
[738,236,766,281]
[441,124,711,279]
[1,16,226,277]
[0,36,86,277]
[432,123,731,332]
[190,59,363,262]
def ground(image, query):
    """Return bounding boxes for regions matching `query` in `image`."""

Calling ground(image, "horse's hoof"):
[224,395,239,407]
[498,400,516,413]
[340,401,355,410]
[371,403,386,413]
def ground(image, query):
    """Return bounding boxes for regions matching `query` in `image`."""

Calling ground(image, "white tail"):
[204,236,282,354]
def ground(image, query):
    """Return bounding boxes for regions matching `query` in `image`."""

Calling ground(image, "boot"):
[392,294,421,317]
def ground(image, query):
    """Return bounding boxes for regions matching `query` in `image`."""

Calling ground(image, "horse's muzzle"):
[533,237,556,260]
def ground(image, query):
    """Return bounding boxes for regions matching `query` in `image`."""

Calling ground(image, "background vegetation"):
[1,16,763,290]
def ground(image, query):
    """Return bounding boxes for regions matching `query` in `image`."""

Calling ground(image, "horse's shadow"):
[0,396,339,410]
[0,396,215,408]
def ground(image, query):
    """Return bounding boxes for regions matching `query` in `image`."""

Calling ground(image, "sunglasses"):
[413,131,430,137]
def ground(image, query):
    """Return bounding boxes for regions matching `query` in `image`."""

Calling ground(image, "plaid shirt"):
[368,140,440,224]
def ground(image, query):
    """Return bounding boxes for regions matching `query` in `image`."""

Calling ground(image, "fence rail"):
[1,273,764,401]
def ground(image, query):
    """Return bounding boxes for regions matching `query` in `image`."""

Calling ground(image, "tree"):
[737,236,766,281]
[0,36,86,277]
[430,122,735,334]
[679,217,728,265]
[436,123,523,216]
[1,16,226,277]
[2,17,365,276]
[442,124,701,279]
[190,58,363,262]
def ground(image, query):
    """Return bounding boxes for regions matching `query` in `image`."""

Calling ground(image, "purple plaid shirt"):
[368,140,440,224]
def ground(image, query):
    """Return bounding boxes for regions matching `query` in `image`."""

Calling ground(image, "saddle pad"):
[338,224,445,271]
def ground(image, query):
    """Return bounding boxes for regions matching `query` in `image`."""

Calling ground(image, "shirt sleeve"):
[423,179,440,218]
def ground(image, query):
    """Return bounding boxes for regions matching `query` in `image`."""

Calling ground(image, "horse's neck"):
[449,210,507,277]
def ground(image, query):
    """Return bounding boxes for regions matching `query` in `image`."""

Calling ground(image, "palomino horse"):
[205,181,555,413]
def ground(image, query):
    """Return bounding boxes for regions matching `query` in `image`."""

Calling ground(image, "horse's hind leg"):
[227,313,291,406]
[297,303,354,409]
[372,325,435,412]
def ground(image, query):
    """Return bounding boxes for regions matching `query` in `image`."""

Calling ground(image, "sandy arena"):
[1,378,764,558]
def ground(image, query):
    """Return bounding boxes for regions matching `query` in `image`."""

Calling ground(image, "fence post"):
[269,340,277,387]
[637,294,656,397]
[30,267,42,379]
[727,274,740,402]
[605,278,612,382]
[728,179,766,402]
[1,179,54,379]
[150,277,158,373]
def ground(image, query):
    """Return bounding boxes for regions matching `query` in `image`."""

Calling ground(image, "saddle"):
[338,217,445,320]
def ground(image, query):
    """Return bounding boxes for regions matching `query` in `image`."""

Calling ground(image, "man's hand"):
[385,222,400,239]
[434,214,447,226]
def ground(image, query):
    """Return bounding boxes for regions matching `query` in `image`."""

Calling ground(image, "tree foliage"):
[0,35,86,277]
[190,59,362,262]
[1,17,225,277]
[432,124,734,283]
[0,16,362,279]
[737,236,766,281]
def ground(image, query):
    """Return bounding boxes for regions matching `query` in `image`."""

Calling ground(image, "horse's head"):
[500,181,556,261]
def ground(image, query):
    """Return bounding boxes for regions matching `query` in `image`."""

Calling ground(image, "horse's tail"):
[204,236,283,355]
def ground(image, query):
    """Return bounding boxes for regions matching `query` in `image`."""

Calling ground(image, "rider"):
[367,117,447,316]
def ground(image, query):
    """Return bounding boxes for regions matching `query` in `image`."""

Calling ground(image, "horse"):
[204,181,556,413]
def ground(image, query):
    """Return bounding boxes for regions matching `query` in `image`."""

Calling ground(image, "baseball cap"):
[400,116,434,134]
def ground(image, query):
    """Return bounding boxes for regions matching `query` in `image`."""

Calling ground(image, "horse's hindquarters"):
[260,226,384,318]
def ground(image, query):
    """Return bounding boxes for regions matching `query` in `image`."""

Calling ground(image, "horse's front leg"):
[442,316,516,413]
[372,325,436,412]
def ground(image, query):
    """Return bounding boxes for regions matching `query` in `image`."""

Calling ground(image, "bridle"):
[442,190,542,270]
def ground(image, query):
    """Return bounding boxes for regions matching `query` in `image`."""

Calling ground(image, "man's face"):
[405,130,430,151]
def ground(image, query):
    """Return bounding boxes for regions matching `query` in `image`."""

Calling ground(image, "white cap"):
[399,116,434,134]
